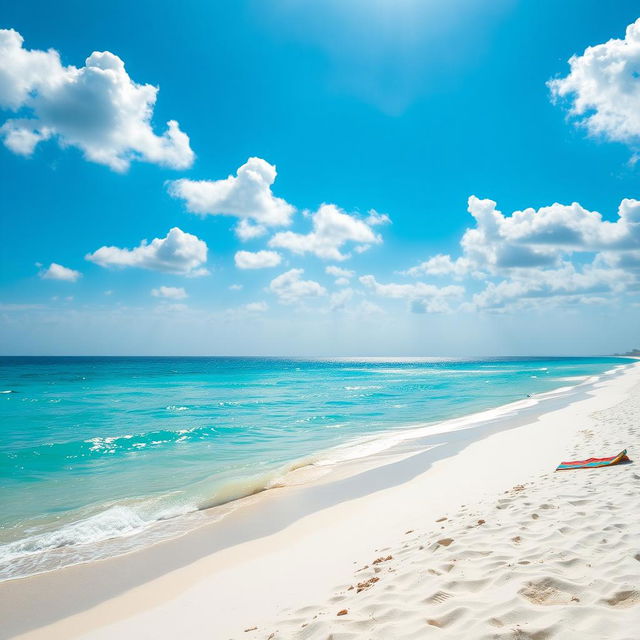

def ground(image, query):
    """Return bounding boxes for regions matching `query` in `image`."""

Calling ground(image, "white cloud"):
[359,274,464,300]
[549,18,640,147]
[229,284,243,291]
[234,219,267,241]
[598,249,640,270]
[269,268,327,304]
[366,209,391,226]
[269,203,386,261]
[40,262,81,282]
[86,227,208,276]
[168,158,295,232]
[405,254,473,279]
[471,261,632,311]
[407,196,640,280]
[399,195,640,311]
[326,265,355,287]
[244,301,268,312]
[0,29,193,171]
[579,296,610,305]
[326,265,354,278]
[360,274,464,313]
[151,286,187,300]
[234,250,282,269]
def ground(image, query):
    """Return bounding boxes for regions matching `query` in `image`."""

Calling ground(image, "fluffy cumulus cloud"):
[405,254,473,279]
[235,219,268,241]
[407,196,640,279]
[269,204,389,261]
[39,262,81,282]
[400,195,640,312]
[86,227,208,276]
[168,158,295,238]
[269,268,327,304]
[234,250,282,269]
[549,18,640,147]
[0,29,193,171]
[151,286,187,300]
[167,161,391,258]
[360,275,464,313]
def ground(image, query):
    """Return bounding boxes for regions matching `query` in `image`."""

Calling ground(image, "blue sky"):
[1,0,640,355]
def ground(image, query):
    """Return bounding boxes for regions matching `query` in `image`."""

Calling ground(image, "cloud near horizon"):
[360,274,465,313]
[151,286,187,300]
[243,301,268,313]
[402,195,640,312]
[86,227,208,276]
[470,262,631,311]
[326,265,355,287]
[269,268,327,304]
[0,29,194,171]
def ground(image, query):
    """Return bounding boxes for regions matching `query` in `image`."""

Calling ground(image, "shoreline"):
[2,360,639,638]
[0,361,625,584]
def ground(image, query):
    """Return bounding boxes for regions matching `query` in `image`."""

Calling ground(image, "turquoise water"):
[0,356,629,579]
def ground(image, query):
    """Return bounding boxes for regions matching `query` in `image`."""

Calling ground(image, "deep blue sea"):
[0,355,630,580]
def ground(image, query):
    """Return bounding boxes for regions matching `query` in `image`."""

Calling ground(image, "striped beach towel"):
[556,449,630,471]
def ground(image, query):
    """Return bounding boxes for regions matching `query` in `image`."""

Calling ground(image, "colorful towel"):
[556,449,630,471]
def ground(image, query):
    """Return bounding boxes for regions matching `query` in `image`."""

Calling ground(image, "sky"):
[1,0,640,356]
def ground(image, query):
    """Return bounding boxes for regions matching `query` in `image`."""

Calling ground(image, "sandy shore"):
[3,361,640,639]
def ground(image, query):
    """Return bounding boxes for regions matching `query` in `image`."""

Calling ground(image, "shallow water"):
[0,355,629,579]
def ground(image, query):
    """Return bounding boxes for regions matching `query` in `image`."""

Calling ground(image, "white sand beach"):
[3,361,640,640]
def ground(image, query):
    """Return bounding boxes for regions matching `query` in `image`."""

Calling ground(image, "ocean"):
[0,355,630,580]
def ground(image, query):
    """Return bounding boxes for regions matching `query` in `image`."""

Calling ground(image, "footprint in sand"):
[372,555,392,565]
[601,590,640,608]
[436,538,454,547]
[425,590,453,604]
[519,578,579,606]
